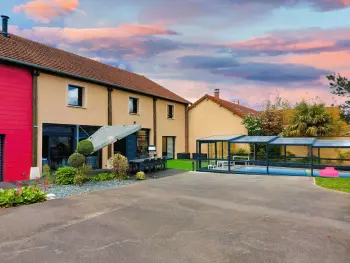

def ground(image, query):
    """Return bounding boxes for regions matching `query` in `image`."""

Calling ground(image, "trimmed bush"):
[0,186,47,208]
[177,153,190,159]
[77,140,94,156]
[192,153,207,160]
[55,167,77,185]
[135,171,146,180]
[68,153,86,168]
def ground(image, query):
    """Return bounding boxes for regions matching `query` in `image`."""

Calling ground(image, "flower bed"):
[0,181,47,208]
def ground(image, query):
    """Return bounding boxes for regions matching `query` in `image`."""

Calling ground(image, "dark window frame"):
[129,97,139,114]
[68,85,83,107]
[167,104,174,119]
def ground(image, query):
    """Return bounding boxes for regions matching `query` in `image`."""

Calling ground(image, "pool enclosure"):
[196,135,350,178]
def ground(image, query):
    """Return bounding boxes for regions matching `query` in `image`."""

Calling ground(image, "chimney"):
[1,15,9,38]
[214,89,220,99]
[237,100,240,105]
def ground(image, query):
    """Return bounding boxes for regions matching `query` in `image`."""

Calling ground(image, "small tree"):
[327,73,350,123]
[283,100,334,137]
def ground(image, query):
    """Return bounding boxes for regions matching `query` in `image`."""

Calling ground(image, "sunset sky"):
[3,0,350,109]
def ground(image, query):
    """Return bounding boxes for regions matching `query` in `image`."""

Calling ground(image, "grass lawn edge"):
[313,177,350,194]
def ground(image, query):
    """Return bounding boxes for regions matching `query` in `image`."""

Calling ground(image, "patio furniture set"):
[208,155,250,169]
[128,156,167,173]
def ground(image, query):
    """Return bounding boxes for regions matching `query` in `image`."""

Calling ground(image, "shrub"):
[0,185,47,208]
[77,140,94,156]
[90,172,117,182]
[55,167,77,185]
[234,148,249,155]
[135,171,146,180]
[42,164,54,184]
[68,153,86,168]
[74,170,86,186]
[110,153,129,177]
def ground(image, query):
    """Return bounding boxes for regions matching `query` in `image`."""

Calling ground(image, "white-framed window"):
[129,97,139,114]
[68,85,84,107]
[167,104,175,119]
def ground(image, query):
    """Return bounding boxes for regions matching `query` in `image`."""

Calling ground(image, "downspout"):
[107,87,113,158]
[153,97,157,148]
[32,70,40,167]
[185,105,189,153]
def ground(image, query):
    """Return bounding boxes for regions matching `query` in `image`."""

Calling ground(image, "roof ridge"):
[7,33,128,74]
[0,32,189,104]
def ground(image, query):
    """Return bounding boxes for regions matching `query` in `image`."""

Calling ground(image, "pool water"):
[234,166,350,178]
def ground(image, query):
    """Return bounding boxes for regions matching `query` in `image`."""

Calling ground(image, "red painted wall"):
[0,64,32,182]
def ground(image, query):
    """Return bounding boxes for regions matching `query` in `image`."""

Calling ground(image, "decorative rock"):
[46,193,56,200]
[48,180,135,199]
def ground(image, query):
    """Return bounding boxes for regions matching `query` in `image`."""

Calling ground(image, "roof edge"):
[189,94,248,118]
[0,56,190,105]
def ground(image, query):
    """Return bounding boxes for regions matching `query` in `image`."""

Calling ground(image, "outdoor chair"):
[128,162,137,174]
[142,159,150,172]
[149,158,156,172]
[161,156,167,170]
[155,158,162,171]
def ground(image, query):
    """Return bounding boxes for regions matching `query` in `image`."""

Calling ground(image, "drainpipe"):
[108,87,113,158]
[153,97,157,148]
[185,105,189,153]
[32,70,40,167]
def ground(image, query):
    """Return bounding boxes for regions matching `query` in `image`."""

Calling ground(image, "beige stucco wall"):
[37,73,187,169]
[37,73,109,169]
[156,99,186,157]
[111,90,154,145]
[189,99,249,155]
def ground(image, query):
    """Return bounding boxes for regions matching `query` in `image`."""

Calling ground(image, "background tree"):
[260,97,290,136]
[283,100,334,137]
[327,73,350,123]
[242,97,290,158]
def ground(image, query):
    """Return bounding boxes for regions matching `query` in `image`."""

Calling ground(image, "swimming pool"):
[234,166,350,178]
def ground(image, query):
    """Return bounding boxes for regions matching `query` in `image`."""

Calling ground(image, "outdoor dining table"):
[128,158,148,172]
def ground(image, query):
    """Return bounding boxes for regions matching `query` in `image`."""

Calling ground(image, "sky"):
[2,0,350,109]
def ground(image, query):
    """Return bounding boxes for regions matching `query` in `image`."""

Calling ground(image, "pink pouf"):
[319,167,339,177]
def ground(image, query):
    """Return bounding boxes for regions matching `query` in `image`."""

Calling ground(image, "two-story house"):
[0,16,189,182]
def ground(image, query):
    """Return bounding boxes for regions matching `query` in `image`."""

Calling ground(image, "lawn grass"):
[315,178,350,193]
[167,159,197,171]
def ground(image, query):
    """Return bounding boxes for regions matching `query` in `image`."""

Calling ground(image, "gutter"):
[0,56,190,105]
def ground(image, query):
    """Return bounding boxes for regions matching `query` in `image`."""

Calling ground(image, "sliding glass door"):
[162,136,175,159]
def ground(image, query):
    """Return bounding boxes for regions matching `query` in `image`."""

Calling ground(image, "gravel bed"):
[47,180,136,198]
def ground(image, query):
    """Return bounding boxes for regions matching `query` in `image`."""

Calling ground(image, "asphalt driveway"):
[0,172,349,263]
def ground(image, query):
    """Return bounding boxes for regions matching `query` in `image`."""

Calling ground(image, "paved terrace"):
[0,172,349,263]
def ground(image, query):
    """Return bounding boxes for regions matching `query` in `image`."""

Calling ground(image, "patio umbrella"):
[87,125,142,153]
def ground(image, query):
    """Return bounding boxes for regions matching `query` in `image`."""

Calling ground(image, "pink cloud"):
[9,24,181,59]
[282,51,350,71]
[13,0,84,23]
[151,77,344,110]
[225,35,337,56]
[10,24,178,42]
